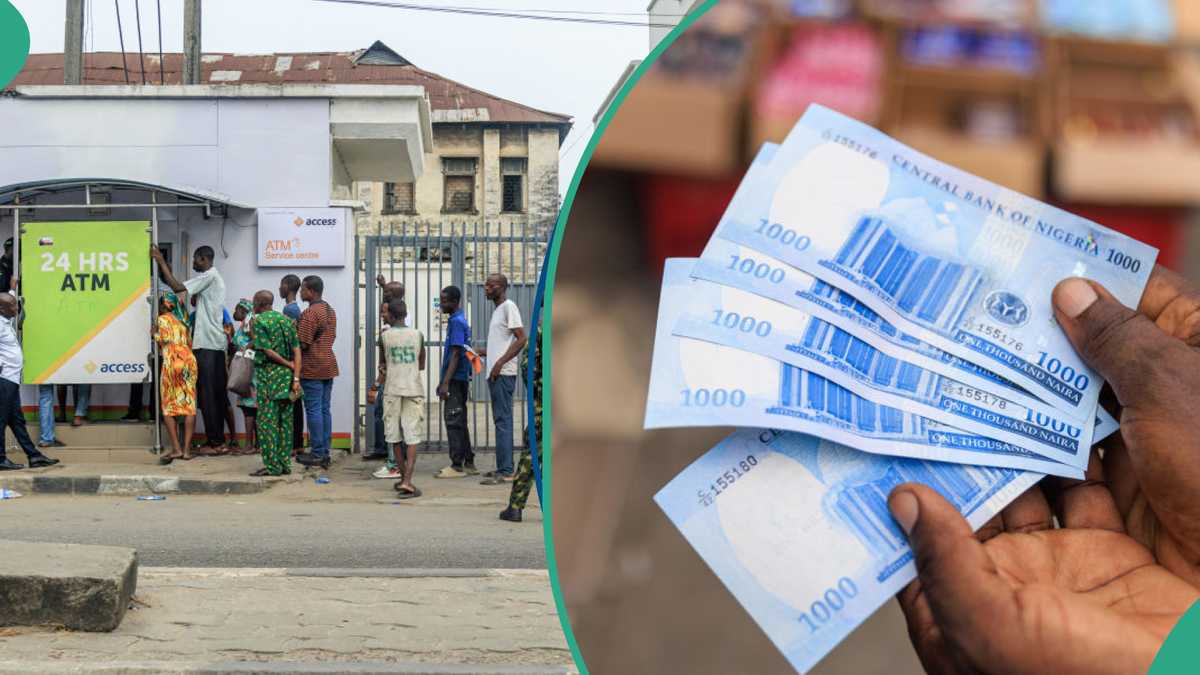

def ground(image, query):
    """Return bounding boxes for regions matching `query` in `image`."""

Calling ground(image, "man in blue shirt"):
[434,285,475,479]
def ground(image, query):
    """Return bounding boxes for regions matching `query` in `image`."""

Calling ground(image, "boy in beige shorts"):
[369,299,425,498]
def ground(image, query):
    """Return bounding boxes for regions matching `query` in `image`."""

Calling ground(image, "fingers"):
[1139,265,1200,345]
[999,485,1054,534]
[975,514,1003,542]
[1048,450,1125,533]
[1052,278,1191,407]
[889,483,1013,659]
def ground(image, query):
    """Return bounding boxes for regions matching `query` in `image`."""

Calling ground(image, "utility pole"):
[183,0,202,85]
[64,0,85,85]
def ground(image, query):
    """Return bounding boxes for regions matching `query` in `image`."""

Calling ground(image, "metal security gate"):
[356,221,549,453]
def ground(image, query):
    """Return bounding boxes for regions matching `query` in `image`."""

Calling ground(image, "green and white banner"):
[20,221,152,384]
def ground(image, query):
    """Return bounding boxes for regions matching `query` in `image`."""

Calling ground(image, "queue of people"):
[366,272,532,516]
[0,242,539,520]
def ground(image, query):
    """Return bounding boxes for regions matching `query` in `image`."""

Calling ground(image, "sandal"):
[395,485,422,500]
[249,468,274,477]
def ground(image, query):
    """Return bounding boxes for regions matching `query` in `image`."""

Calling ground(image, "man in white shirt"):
[478,274,527,483]
[152,245,230,454]
[0,293,60,470]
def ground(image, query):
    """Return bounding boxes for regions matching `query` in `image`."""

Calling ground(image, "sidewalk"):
[0,452,538,510]
[0,568,572,673]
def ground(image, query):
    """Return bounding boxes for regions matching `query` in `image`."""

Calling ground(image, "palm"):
[905,527,1196,675]
[1103,429,1200,589]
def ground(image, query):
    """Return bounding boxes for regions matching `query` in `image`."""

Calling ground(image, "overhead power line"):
[437,5,684,17]
[310,0,684,28]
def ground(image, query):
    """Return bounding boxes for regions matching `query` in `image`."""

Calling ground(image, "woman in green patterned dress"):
[231,299,257,454]
[249,290,302,477]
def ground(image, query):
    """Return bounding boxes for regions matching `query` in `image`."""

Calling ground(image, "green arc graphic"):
[0,1,30,90]
[1149,599,1200,674]
[540,2,720,673]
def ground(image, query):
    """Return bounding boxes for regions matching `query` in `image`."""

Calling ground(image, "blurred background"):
[552,0,1200,673]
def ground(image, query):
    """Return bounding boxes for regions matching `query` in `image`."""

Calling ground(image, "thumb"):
[1052,277,1179,406]
[889,484,1014,660]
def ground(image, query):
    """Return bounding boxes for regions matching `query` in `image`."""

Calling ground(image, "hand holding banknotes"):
[889,266,1200,675]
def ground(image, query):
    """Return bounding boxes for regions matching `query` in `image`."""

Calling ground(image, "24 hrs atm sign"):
[19,221,152,384]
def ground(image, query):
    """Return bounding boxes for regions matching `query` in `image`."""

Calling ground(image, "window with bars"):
[442,157,478,213]
[501,157,527,213]
[382,182,415,214]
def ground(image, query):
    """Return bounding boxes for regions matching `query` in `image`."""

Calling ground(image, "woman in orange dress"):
[156,291,198,463]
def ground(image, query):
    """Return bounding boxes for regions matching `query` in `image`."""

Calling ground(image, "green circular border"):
[0,1,30,90]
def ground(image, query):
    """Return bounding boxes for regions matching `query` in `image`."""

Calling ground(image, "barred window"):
[442,157,478,213]
[501,158,527,213]
[382,182,415,214]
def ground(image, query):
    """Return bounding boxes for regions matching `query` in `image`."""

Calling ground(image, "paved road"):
[0,495,545,568]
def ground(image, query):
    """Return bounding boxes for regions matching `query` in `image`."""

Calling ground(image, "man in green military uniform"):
[249,290,302,477]
[500,322,541,523]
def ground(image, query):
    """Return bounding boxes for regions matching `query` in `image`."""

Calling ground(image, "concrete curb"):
[138,567,549,579]
[0,474,266,496]
[0,662,577,675]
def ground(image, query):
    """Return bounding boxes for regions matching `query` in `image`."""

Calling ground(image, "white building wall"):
[0,95,364,447]
[0,97,332,207]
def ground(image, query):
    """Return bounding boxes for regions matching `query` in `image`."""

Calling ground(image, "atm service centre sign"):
[20,221,152,385]
[258,207,347,268]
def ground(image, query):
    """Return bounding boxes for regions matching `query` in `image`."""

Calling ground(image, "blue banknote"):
[693,149,1059,416]
[1095,406,1118,445]
[672,266,1094,468]
[715,105,1158,420]
[654,428,1043,674]
[647,259,1084,478]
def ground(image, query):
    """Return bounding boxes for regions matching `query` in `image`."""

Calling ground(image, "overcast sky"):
[13,0,657,190]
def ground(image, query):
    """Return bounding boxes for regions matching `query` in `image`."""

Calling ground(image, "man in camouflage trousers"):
[499,323,541,523]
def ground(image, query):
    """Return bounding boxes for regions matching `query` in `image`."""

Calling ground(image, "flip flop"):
[395,486,422,500]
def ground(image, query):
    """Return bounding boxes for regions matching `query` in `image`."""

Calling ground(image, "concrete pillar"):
[482,128,502,219]
[183,0,202,85]
[64,0,84,85]
[527,127,562,226]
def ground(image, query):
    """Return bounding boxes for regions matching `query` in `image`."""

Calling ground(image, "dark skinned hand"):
[888,265,1200,675]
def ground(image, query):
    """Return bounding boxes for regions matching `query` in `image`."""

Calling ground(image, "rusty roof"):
[9,41,573,131]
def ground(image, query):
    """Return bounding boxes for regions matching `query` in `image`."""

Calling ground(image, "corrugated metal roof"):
[9,42,573,129]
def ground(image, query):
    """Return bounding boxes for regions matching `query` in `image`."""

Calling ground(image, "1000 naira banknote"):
[715,105,1157,420]
[647,259,1085,478]
[673,268,1094,469]
[693,147,1065,417]
[654,428,1042,674]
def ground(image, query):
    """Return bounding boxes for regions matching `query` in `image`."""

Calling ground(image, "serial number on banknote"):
[696,454,759,507]
[963,317,1024,351]
[939,383,1009,410]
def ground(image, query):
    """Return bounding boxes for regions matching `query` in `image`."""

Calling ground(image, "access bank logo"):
[84,360,147,375]
[292,214,338,228]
